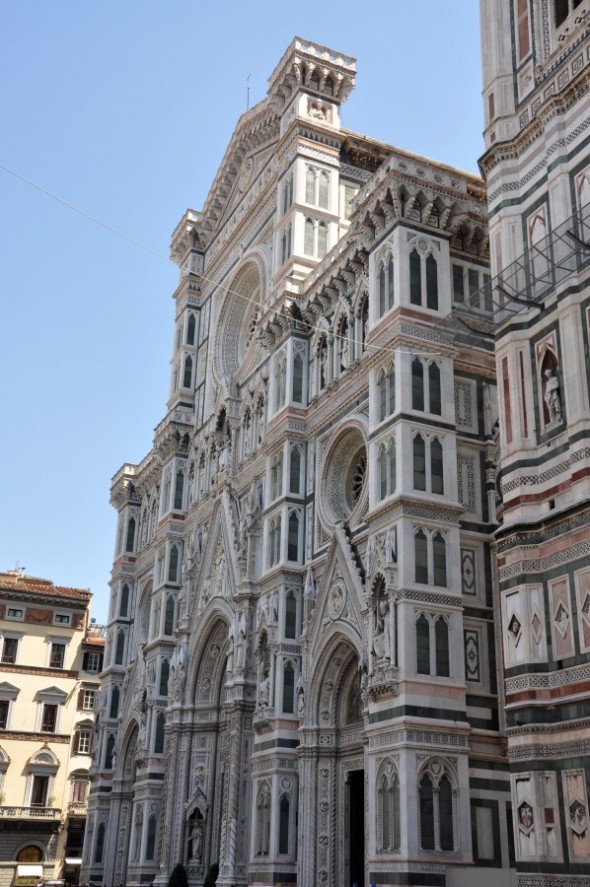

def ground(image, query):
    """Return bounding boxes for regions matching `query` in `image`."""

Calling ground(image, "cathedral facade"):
[83,14,589,886]
[479,1,590,885]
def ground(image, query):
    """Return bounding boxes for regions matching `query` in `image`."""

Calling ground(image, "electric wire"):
[0,160,458,360]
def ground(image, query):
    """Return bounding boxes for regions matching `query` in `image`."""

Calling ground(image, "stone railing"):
[0,805,61,819]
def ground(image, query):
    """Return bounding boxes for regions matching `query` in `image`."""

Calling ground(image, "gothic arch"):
[306,632,361,728]
[188,615,231,705]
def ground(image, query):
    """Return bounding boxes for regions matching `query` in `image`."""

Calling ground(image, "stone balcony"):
[0,805,61,820]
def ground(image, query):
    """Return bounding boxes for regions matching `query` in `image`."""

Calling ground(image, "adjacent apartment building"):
[0,570,103,886]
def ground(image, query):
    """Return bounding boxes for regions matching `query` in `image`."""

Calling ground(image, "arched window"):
[115,630,125,666]
[428,363,441,415]
[419,774,435,849]
[104,734,115,769]
[304,218,314,255]
[338,315,349,372]
[412,359,424,410]
[415,530,428,584]
[292,353,304,403]
[109,686,120,719]
[168,545,179,583]
[187,313,196,345]
[95,821,106,863]
[256,783,271,856]
[388,364,396,415]
[164,596,175,635]
[275,354,287,410]
[379,262,386,316]
[416,614,430,674]
[419,764,455,851]
[430,438,444,495]
[120,583,130,618]
[426,254,438,309]
[269,516,282,567]
[435,616,450,677]
[281,224,292,264]
[360,294,369,354]
[433,532,447,587]
[305,167,316,203]
[174,470,184,510]
[125,517,136,553]
[379,369,387,421]
[182,355,193,389]
[317,222,327,258]
[318,171,329,209]
[413,435,426,491]
[289,446,302,494]
[287,512,300,562]
[379,444,388,500]
[283,660,295,713]
[283,174,293,214]
[154,713,165,754]
[159,659,170,696]
[271,454,283,501]
[285,590,297,639]
[377,766,401,852]
[279,794,290,854]
[318,335,328,390]
[410,249,422,305]
[146,814,157,860]
[388,439,396,495]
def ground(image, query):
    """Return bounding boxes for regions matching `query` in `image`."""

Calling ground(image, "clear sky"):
[0,1,483,622]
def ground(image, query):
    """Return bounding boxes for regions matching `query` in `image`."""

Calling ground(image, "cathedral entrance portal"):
[348,769,365,887]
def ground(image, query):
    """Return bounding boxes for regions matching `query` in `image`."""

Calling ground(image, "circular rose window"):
[319,421,369,529]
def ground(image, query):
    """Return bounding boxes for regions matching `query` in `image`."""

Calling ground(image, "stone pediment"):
[308,525,365,659]
[196,100,280,248]
[0,681,19,699]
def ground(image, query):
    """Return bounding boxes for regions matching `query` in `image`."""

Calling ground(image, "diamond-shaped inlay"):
[518,801,534,835]
[570,799,588,837]
[508,613,522,642]
[531,612,542,644]
[554,603,570,638]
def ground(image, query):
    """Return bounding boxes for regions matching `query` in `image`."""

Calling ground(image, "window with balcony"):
[71,777,89,804]
[31,775,50,807]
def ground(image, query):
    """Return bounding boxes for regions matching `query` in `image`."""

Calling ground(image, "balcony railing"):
[0,805,61,819]
[67,801,87,817]
[443,203,590,346]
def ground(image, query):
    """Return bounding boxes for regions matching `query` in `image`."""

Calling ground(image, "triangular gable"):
[192,492,240,611]
[307,525,365,660]
[0,681,19,698]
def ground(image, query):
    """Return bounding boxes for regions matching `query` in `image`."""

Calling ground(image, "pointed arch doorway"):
[300,635,366,887]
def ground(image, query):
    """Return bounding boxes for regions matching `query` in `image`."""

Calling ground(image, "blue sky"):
[0,2,483,622]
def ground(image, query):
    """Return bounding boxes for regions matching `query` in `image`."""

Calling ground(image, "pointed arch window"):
[410,249,422,305]
[412,359,424,410]
[377,364,396,422]
[435,616,450,676]
[281,224,292,265]
[337,315,349,373]
[146,813,157,859]
[413,435,426,491]
[283,174,293,214]
[419,765,455,851]
[428,363,441,415]
[174,470,185,510]
[431,438,444,495]
[415,530,428,584]
[283,659,295,713]
[95,821,106,863]
[285,590,298,639]
[318,335,328,391]
[154,713,165,754]
[164,596,175,635]
[292,352,304,402]
[287,511,301,563]
[159,659,170,696]
[304,218,328,258]
[378,255,395,316]
[125,517,136,553]
[279,793,290,854]
[275,353,287,411]
[182,355,193,389]
[416,614,430,674]
[378,438,396,501]
[109,685,120,719]
[377,765,401,852]
[168,545,180,583]
[426,254,439,309]
[186,313,196,345]
[120,583,130,617]
[289,445,303,494]
[271,454,283,501]
[256,783,271,856]
[115,629,126,666]
[433,532,447,587]
[104,734,115,769]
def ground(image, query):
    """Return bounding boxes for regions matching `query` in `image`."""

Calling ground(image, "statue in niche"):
[372,581,392,661]
[235,609,248,670]
[257,633,271,708]
[189,812,204,863]
[297,673,305,716]
[543,367,562,424]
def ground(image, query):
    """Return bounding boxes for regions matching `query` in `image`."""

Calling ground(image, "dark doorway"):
[349,769,365,887]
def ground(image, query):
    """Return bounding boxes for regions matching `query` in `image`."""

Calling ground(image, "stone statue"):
[373,596,392,661]
[297,673,305,716]
[258,673,270,707]
[544,367,562,423]
[190,819,203,862]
